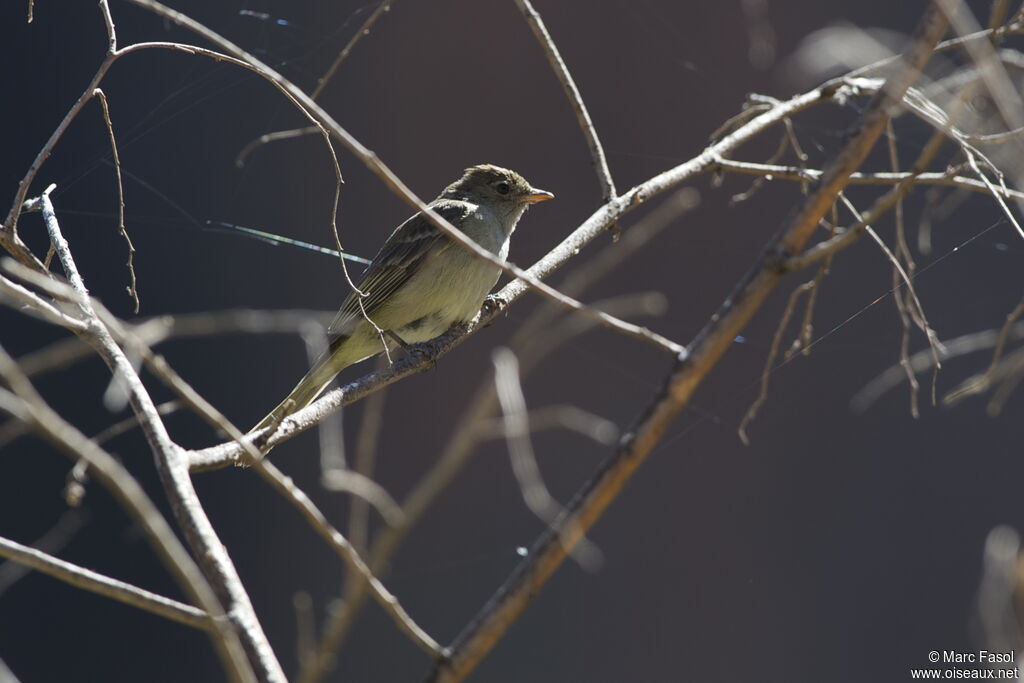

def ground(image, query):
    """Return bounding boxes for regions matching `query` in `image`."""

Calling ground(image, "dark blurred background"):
[2,1,1022,681]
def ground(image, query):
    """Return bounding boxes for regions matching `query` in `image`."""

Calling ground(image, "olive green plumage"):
[253,164,552,434]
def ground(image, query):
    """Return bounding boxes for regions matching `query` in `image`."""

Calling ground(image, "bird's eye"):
[495,181,511,195]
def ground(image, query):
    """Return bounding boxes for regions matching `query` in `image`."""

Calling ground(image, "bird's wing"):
[327,201,472,338]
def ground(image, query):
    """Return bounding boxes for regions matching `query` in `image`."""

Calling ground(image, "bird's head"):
[441,164,553,209]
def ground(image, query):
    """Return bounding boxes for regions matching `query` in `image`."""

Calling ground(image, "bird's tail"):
[251,336,354,435]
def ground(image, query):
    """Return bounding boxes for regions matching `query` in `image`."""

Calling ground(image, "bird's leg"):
[385,330,438,370]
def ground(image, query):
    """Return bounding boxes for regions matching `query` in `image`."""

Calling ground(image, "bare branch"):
[92,88,137,312]
[0,271,86,331]
[0,346,256,683]
[253,460,442,658]
[514,0,616,200]
[492,348,600,567]
[0,511,84,596]
[3,0,118,265]
[313,0,396,100]
[35,188,275,683]
[320,468,403,529]
[237,0,398,166]
[0,535,211,630]
[347,362,389,556]
[885,122,923,416]
[17,308,334,379]
[853,321,1024,411]
[944,293,1024,405]
[476,404,618,444]
[738,280,816,444]
[838,194,945,389]
[235,126,318,167]
[716,158,1024,200]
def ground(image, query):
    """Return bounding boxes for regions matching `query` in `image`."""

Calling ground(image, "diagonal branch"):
[237,0,398,167]
[255,461,442,657]
[716,158,1024,200]
[514,0,616,200]
[190,81,836,471]
[0,347,255,683]
[124,0,681,360]
[427,6,949,681]
[0,535,211,630]
[36,187,279,683]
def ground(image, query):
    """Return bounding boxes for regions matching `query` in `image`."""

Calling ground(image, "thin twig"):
[475,404,619,444]
[885,121,922,416]
[784,93,954,275]
[492,348,600,566]
[293,591,316,673]
[312,0,395,100]
[254,460,442,658]
[347,360,388,557]
[236,126,318,167]
[786,214,834,360]
[236,0,397,166]
[0,511,85,596]
[944,293,1024,404]
[715,159,1024,200]
[0,535,211,630]
[853,321,1024,411]
[738,280,815,444]
[0,272,86,330]
[514,0,616,201]
[984,347,1024,414]
[15,308,334,379]
[729,125,795,205]
[50,401,181,506]
[936,0,1024,136]
[3,0,118,257]
[92,89,138,312]
[965,150,1024,241]
[838,194,945,390]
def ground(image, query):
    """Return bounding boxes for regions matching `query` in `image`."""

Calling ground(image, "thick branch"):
[36,189,280,683]
[428,7,949,681]
[0,345,255,683]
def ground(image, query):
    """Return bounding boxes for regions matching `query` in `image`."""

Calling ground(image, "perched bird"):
[253,164,553,433]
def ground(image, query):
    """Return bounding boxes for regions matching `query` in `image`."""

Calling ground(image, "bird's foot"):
[386,331,438,370]
[483,294,509,318]
[405,341,438,371]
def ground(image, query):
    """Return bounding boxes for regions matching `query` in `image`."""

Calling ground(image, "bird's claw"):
[406,342,438,371]
[483,294,509,317]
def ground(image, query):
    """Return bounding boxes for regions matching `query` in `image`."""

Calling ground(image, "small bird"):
[253,164,553,433]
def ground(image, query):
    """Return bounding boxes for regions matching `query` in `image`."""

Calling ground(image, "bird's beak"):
[523,188,554,203]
